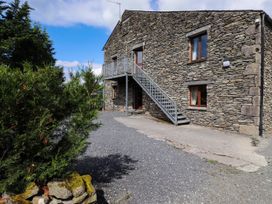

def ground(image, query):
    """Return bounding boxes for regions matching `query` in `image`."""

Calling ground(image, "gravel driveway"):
[73,112,272,204]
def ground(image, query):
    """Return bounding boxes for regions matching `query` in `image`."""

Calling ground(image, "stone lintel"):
[184,80,213,86]
[186,25,211,37]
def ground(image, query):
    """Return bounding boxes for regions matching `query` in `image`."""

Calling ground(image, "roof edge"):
[122,9,264,13]
[103,10,134,51]
[102,20,120,51]
[102,9,271,51]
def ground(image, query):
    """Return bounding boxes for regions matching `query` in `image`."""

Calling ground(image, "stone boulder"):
[66,172,85,198]
[10,195,31,204]
[82,195,97,204]
[0,193,12,204]
[81,175,97,204]
[81,175,95,196]
[49,198,74,204]
[47,181,72,200]
[20,182,39,199]
[72,192,88,204]
[32,196,49,204]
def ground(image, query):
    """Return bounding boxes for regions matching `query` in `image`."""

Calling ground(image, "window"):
[112,56,117,70]
[189,85,207,107]
[190,33,207,62]
[112,86,118,100]
[134,47,143,67]
[136,51,143,65]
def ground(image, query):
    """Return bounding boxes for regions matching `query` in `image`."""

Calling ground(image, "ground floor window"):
[112,86,118,99]
[189,85,207,107]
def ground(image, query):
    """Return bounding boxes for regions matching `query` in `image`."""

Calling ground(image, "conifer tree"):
[0,0,55,69]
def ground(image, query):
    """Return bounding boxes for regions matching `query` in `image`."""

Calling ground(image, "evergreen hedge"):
[0,65,102,193]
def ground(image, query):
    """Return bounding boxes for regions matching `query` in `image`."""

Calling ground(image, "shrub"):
[0,65,102,193]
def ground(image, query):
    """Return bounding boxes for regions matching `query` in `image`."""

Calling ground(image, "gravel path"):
[73,112,272,204]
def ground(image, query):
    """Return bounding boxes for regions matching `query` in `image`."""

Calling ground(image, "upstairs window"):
[112,56,117,69]
[190,33,207,62]
[189,85,207,107]
[134,47,143,67]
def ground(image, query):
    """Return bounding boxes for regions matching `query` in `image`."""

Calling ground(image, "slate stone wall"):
[103,10,269,135]
[104,77,134,111]
[263,20,272,135]
[142,92,169,121]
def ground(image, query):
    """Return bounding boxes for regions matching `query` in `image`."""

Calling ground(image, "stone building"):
[102,10,272,136]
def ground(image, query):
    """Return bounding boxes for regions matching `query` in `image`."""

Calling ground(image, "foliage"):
[0,0,55,70]
[0,65,103,193]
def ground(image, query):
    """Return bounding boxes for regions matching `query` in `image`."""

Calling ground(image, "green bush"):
[0,65,102,193]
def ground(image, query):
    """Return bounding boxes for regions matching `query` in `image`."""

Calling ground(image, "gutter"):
[259,12,265,137]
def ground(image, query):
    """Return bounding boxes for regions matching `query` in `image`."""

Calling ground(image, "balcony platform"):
[103,73,132,80]
[103,57,133,80]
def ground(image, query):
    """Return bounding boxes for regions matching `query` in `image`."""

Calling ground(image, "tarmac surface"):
[74,112,272,204]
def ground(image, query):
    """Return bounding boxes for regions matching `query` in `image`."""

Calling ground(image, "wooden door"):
[135,50,143,67]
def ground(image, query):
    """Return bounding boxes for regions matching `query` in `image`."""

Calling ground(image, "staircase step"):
[167,109,177,112]
[132,68,190,126]
[163,105,175,108]
[177,119,190,125]
[177,115,186,120]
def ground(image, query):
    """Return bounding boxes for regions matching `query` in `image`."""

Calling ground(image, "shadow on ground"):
[74,154,137,184]
[73,154,137,204]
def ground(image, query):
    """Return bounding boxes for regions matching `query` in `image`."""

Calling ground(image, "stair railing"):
[133,63,178,124]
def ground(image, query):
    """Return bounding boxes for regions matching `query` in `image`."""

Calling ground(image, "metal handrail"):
[133,63,177,106]
[102,56,180,124]
[102,57,132,78]
[133,63,178,124]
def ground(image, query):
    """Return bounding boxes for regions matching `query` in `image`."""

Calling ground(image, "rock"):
[48,198,61,204]
[20,182,39,199]
[72,192,87,204]
[47,181,72,200]
[42,186,49,197]
[32,196,49,204]
[0,193,12,204]
[11,195,31,204]
[66,172,85,197]
[81,175,95,196]
[49,198,73,204]
[82,194,97,204]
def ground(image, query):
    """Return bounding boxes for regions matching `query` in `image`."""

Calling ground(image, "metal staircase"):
[132,63,190,125]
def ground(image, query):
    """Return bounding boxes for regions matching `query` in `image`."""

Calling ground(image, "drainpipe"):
[103,79,105,111]
[125,72,129,115]
[259,12,265,137]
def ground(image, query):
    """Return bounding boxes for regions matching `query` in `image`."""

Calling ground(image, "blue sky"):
[18,0,272,75]
[46,25,108,65]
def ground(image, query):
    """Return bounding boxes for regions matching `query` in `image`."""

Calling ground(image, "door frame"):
[134,47,143,68]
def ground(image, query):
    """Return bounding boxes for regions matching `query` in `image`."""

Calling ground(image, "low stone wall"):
[0,172,97,204]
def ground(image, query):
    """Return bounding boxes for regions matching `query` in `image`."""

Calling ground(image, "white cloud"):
[56,60,102,77]
[92,63,102,75]
[26,0,152,30]
[56,60,81,67]
[24,0,272,30]
[157,0,271,16]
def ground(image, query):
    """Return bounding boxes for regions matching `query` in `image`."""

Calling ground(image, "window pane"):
[199,85,207,106]
[137,51,143,64]
[192,38,198,61]
[190,87,198,106]
[190,85,207,107]
[112,57,117,69]
[201,34,207,58]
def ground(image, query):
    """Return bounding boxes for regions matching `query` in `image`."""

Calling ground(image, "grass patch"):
[206,159,218,164]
